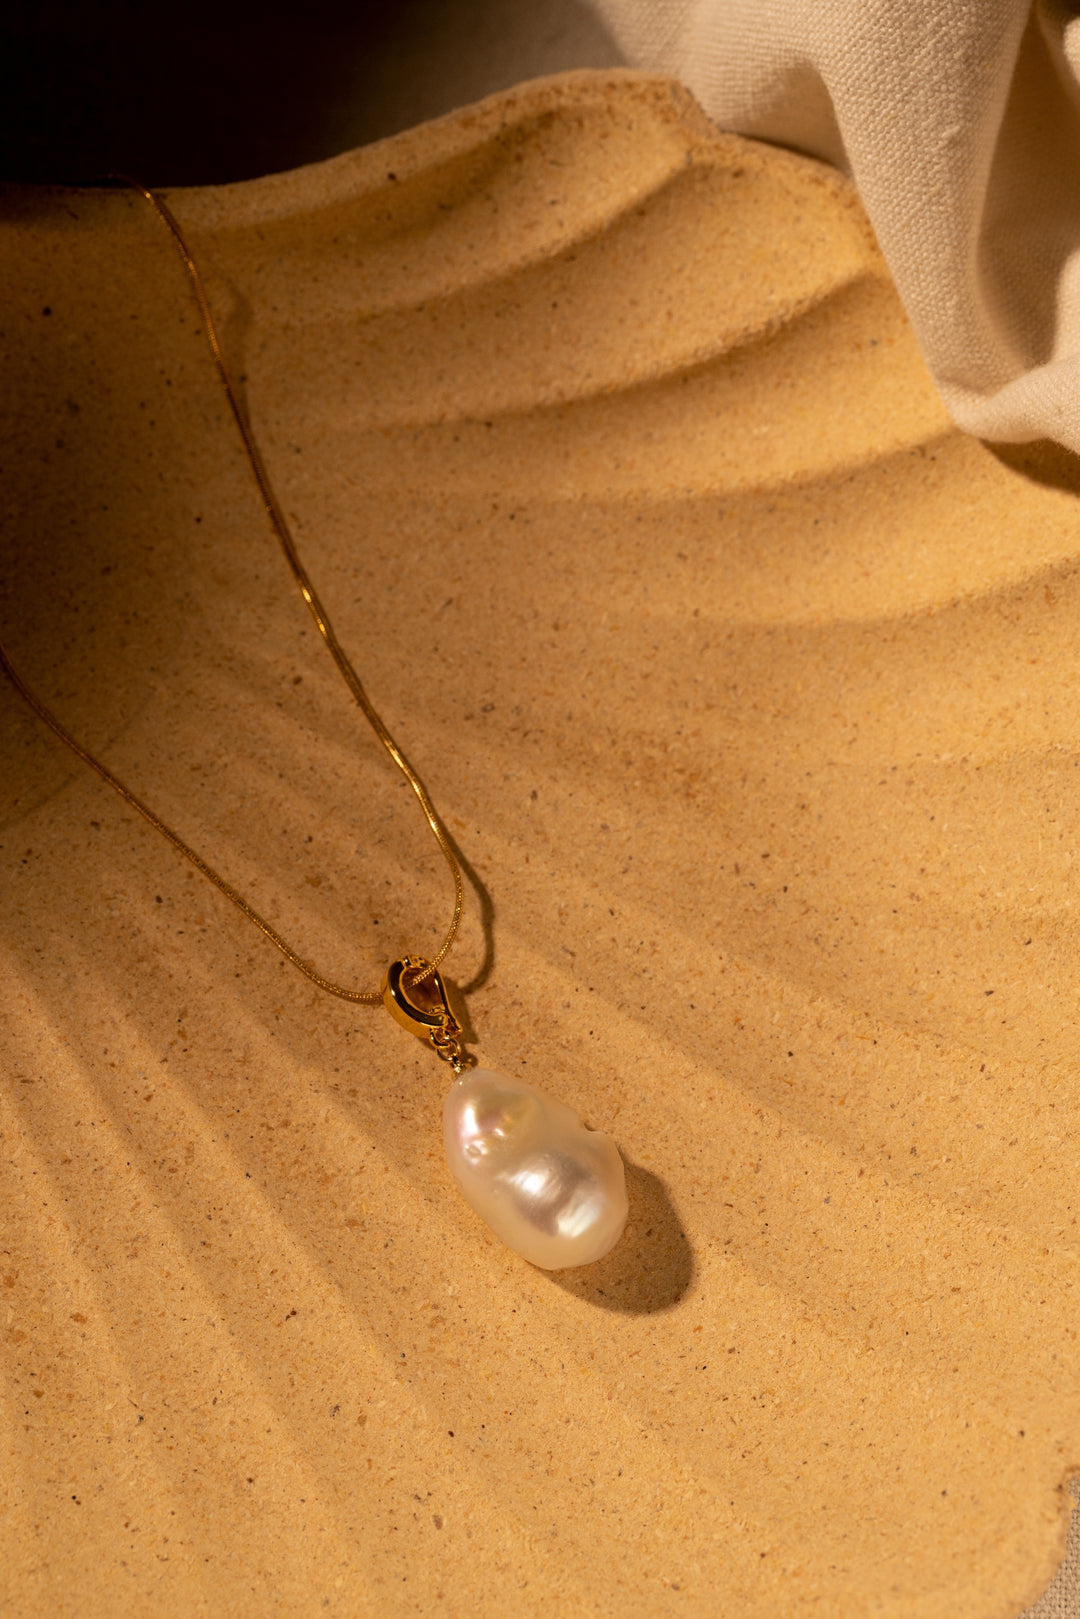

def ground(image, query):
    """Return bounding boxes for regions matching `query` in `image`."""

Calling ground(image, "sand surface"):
[3,70,1080,1618]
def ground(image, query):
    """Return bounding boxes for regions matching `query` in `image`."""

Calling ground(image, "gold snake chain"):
[0,177,464,1005]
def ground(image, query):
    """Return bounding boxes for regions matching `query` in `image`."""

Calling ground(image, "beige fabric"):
[1026,1483,1080,1617]
[588,0,1080,455]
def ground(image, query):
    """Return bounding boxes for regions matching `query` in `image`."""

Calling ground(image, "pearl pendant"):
[382,959,627,1269]
[443,1069,628,1269]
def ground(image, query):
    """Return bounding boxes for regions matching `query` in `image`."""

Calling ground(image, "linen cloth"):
[588,0,1080,454]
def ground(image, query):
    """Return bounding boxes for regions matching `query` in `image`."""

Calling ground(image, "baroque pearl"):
[443,1069,628,1269]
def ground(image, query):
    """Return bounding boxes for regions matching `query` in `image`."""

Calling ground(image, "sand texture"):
[3,70,1080,1618]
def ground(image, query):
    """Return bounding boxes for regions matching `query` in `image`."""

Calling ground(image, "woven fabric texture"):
[589,0,1080,455]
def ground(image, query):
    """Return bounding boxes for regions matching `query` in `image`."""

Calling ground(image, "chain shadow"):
[438,825,496,1002]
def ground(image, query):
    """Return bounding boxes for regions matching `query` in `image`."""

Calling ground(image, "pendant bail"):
[382,956,465,1070]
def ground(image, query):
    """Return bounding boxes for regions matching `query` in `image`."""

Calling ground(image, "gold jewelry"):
[0,178,628,1270]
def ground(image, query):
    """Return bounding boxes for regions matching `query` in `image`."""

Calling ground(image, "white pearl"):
[443,1068,628,1270]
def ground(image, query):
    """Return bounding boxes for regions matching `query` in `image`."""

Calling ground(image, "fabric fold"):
[589,0,1080,454]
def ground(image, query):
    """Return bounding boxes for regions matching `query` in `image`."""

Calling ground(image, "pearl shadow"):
[546,1161,695,1314]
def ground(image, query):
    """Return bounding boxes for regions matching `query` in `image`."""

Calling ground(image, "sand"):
[2,69,1080,1618]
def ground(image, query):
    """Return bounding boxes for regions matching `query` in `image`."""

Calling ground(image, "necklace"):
[0,178,628,1272]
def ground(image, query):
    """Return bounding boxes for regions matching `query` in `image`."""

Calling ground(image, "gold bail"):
[382,956,458,1039]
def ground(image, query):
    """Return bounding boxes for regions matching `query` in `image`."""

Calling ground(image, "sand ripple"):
[2,71,1080,1619]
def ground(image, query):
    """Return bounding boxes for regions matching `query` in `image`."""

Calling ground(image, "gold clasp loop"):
[382,957,466,1071]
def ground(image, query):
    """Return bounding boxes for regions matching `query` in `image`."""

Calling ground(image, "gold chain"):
[0,177,464,1006]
